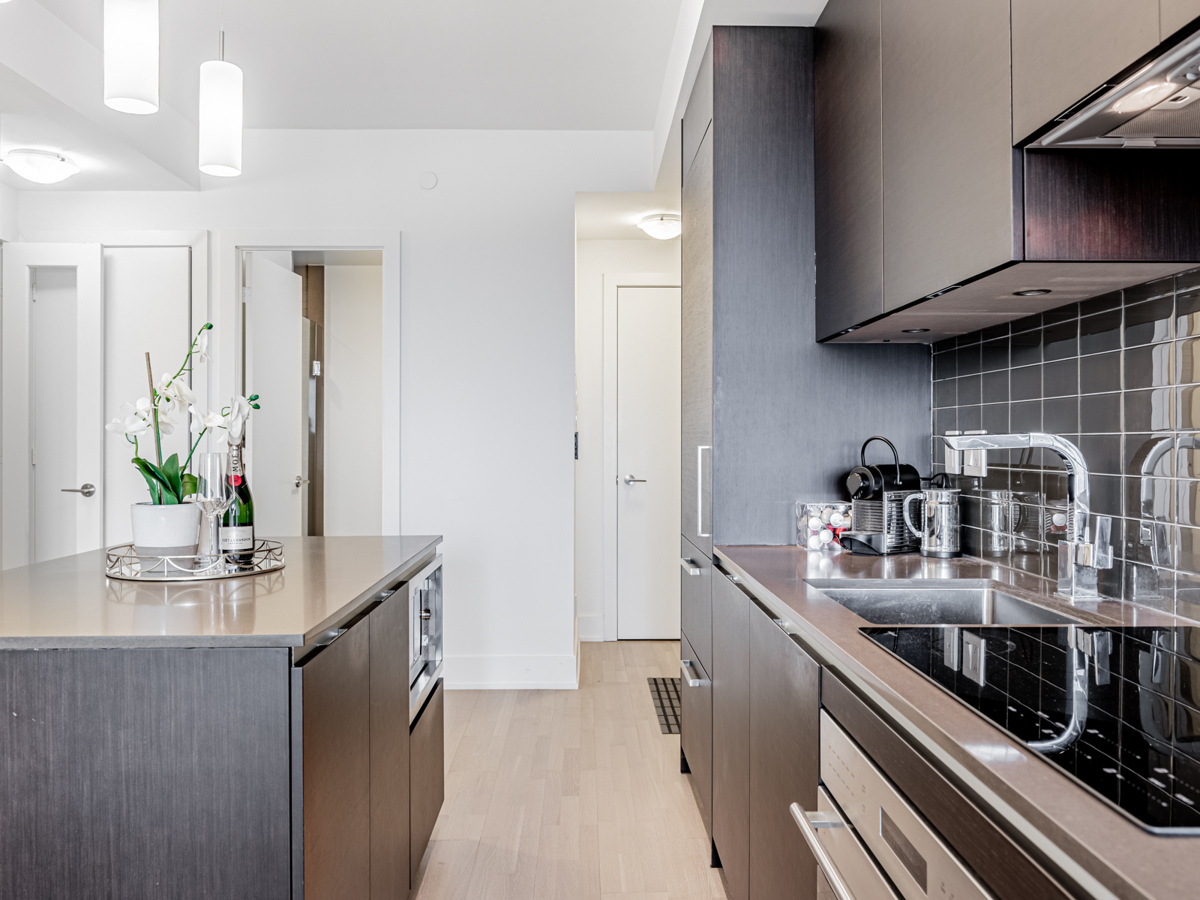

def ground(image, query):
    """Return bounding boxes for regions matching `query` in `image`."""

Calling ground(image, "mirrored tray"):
[105,540,285,582]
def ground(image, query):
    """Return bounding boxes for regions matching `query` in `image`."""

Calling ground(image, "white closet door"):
[245,252,305,537]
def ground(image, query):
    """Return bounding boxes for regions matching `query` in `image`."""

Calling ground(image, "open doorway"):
[240,249,384,537]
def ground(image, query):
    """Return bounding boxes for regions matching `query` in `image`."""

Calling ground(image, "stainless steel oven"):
[407,555,443,722]
[791,711,995,900]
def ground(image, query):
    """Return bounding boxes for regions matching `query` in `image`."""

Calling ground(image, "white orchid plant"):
[105,323,261,505]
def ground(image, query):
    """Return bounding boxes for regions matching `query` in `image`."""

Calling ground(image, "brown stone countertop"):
[715,545,1197,900]
[0,536,441,649]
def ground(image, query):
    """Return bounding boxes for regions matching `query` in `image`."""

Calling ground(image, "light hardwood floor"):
[411,640,727,900]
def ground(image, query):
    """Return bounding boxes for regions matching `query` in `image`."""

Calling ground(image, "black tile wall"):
[863,624,1200,830]
[931,269,1200,620]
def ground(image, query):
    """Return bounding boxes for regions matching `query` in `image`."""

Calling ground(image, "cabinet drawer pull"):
[680,659,705,688]
[680,557,701,576]
[790,802,856,900]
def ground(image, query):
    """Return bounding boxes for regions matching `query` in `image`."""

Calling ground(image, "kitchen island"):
[0,535,442,900]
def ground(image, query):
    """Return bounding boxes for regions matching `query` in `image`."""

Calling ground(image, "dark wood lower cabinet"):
[371,591,412,899]
[0,647,292,900]
[680,631,713,836]
[410,679,446,880]
[299,618,373,900]
[749,602,820,900]
[712,570,750,900]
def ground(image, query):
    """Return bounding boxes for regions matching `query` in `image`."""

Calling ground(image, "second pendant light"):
[199,32,243,177]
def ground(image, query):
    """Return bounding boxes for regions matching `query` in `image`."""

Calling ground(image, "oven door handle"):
[790,802,856,900]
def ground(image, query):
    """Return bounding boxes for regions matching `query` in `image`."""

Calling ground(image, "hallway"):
[412,641,726,900]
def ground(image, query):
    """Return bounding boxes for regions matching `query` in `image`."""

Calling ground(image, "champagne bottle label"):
[220,526,254,552]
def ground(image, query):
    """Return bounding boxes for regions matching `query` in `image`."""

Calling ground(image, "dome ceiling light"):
[104,0,160,115]
[1,149,81,184]
[637,213,682,240]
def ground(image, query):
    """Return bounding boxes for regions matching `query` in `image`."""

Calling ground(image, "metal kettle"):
[903,488,962,558]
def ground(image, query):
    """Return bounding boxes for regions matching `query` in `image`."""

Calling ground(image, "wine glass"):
[195,452,233,565]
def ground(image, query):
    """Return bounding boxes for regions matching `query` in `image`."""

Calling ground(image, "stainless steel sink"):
[805,579,1081,626]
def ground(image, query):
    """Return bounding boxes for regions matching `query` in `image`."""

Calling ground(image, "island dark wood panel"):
[0,647,292,900]
[409,680,445,881]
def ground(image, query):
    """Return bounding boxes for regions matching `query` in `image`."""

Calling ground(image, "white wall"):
[574,238,680,641]
[324,264,384,536]
[17,127,653,689]
[0,184,16,242]
[103,246,192,544]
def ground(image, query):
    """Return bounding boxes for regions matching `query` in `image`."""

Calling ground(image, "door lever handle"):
[295,476,310,488]
[623,474,647,485]
[61,483,96,497]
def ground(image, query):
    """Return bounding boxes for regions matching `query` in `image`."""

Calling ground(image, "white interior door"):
[2,243,104,568]
[244,252,304,536]
[616,286,682,639]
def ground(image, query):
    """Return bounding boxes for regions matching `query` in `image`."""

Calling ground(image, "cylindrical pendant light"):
[103,0,159,115]
[198,34,243,177]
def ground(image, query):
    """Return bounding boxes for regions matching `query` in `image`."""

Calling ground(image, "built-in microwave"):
[407,555,443,722]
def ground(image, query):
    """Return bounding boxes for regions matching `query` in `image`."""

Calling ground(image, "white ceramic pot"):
[130,502,202,558]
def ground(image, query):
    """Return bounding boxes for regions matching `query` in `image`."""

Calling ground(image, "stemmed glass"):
[195,452,234,566]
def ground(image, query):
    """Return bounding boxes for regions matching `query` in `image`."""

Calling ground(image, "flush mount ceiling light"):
[902,328,930,333]
[104,0,159,114]
[1,149,81,184]
[1013,288,1052,296]
[198,32,243,177]
[637,213,682,240]
[1110,81,1181,114]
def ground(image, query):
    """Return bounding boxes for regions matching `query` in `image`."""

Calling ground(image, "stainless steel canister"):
[903,488,962,558]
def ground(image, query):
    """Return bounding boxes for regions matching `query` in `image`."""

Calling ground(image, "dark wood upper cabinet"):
[880,0,1014,311]
[1011,0,1159,146]
[749,604,821,900]
[814,0,883,339]
[816,0,1200,344]
[1163,0,1200,40]
[681,116,714,560]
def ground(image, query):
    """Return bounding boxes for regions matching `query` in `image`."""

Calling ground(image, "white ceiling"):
[35,0,687,130]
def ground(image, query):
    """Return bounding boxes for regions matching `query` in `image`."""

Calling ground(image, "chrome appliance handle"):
[680,557,701,576]
[61,483,96,497]
[697,445,711,538]
[790,802,856,900]
[680,659,705,688]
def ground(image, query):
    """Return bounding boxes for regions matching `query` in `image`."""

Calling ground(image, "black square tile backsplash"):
[931,268,1200,621]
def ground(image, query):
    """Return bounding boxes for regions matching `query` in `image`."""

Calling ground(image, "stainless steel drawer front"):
[820,711,994,900]
[792,787,900,900]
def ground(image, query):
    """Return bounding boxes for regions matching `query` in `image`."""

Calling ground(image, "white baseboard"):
[444,653,579,690]
[577,614,605,642]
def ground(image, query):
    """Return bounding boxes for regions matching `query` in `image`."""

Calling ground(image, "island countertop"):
[0,535,441,650]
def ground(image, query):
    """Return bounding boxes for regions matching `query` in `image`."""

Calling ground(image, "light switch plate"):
[962,429,988,477]
[962,631,987,686]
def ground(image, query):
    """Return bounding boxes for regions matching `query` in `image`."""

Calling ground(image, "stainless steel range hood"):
[1041,28,1200,147]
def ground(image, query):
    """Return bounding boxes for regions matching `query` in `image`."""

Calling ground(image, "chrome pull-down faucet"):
[940,432,1113,599]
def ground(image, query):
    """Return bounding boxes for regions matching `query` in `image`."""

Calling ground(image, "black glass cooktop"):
[862,625,1200,833]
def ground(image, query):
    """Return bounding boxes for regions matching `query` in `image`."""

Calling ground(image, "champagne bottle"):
[220,443,255,565]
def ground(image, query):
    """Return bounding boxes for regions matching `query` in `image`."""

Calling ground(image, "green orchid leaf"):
[132,457,173,505]
[162,453,184,501]
[181,473,198,499]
